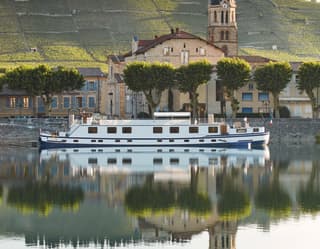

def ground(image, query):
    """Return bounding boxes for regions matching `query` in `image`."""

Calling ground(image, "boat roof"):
[154,112,191,118]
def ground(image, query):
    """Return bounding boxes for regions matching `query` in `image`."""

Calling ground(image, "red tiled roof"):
[236,55,275,63]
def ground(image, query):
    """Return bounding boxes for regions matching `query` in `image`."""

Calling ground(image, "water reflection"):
[0,146,319,248]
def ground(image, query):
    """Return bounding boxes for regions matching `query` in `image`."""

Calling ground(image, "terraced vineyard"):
[0,0,319,71]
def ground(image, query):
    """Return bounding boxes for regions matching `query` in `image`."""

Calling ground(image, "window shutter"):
[71,96,76,108]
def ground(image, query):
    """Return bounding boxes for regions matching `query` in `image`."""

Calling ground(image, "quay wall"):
[0,118,320,146]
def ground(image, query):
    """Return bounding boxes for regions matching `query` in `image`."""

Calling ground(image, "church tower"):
[208,0,238,56]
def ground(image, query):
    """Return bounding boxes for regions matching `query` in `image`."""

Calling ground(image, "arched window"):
[226,31,229,40]
[221,11,224,23]
[225,11,229,24]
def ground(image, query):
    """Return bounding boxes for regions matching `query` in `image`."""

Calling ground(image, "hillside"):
[0,0,319,71]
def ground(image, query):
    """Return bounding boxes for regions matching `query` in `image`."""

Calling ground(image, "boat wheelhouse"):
[39,112,270,149]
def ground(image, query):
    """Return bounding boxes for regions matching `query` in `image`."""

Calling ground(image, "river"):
[0,144,319,249]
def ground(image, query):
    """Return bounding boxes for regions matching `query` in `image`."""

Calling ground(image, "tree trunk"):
[189,91,198,122]
[272,93,280,118]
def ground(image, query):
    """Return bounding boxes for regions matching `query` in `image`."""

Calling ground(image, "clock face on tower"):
[222,2,228,8]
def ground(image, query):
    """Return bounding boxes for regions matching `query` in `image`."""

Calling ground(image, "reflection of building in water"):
[209,221,237,249]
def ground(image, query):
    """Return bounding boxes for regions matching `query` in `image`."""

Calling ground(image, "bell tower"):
[208,0,238,56]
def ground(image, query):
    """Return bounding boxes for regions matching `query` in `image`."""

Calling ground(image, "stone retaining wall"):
[1,118,320,147]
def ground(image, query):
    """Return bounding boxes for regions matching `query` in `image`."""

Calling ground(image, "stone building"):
[107,29,225,118]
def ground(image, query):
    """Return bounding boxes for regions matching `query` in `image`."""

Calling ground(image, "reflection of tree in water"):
[7,181,84,216]
[125,167,212,216]
[298,161,320,213]
[217,170,250,221]
[255,160,291,217]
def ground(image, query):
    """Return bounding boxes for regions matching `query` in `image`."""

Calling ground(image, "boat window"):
[157,149,163,152]
[127,139,132,142]
[122,127,132,134]
[107,127,117,133]
[184,139,189,142]
[107,158,117,164]
[184,149,190,152]
[62,139,67,142]
[170,127,179,133]
[153,158,163,165]
[153,127,163,133]
[73,140,79,142]
[170,158,179,165]
[253,128,259,132]
[88,158,98,164]
[157,139,162,142]
[169,149,174,152]
[169,139,174,142]
[199,139,205,142]
[189,126,199,133]
[98,139,103,142]
[88,127,98,133]
[115,139,120,142]
[236,128,247,133]
[211,139,216,142]
[91,139,96,142]
[122,158,132,165]
[208,126,218,133]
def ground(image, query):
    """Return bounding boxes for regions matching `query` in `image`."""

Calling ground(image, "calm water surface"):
[0,144,319,249]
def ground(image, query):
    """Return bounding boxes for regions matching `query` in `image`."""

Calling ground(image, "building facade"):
[107,28,225,118]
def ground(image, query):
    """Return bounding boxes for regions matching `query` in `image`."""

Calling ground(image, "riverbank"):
[0,118,320,147]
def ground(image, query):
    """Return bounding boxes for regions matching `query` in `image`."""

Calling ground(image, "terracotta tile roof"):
[122,29,220,57]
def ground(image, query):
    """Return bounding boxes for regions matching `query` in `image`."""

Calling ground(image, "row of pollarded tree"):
[0,60,319,118]
[124,58,320,119]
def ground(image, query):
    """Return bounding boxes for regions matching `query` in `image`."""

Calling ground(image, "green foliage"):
[218,187,251,221]
[216,57,251,117]
[177,189,212,215]
[176,60,213,119]
[298,185,320,213]
[1,64,84,114]
[297,62,320,118]
[123,61,175,116]
[254,62,292,118]
[279,106,291,118]
[7,182,84,216]
[255,184,292,218]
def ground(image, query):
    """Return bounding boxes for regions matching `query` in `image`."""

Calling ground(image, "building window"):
[51,97,58,109]
[170,127,179,133]
[258,92,269,101]
[248,83,254,90]
[181,51,189,65]
[88,96,95,108]
[214,11,217,22]
[107,127,117,133]
[153,127,163,133]
[9,97,16,108]
[199,47,206,55]
[63,97,70,108]
[23,97,29,108]
[76,96,84,108]
[122,127,132,134]
[225,31,229,40]
[221,11,224,23]
[242,92,253,101]
[88,81,97,91]
[163,47,170,56]
[88,127,98,133]
[242,107,253,113]
[220,31,225,40]
[225,11,229,24]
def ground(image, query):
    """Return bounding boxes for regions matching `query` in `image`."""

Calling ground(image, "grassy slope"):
[0,0,319,72]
